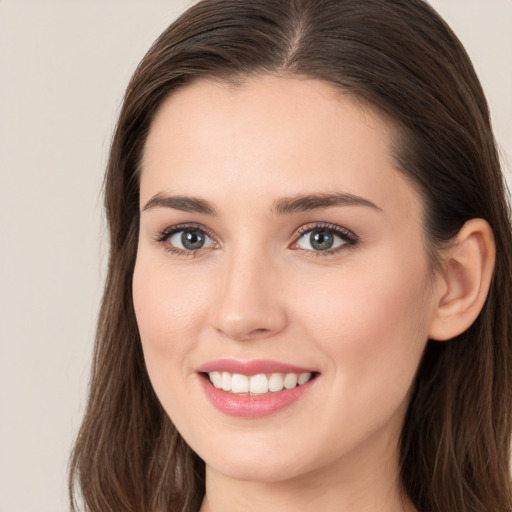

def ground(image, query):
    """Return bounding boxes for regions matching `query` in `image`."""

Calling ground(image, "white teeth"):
[210,371,222,389]
[208,371,313,395]
[283,373,298,389]
[231,374,249,393]
[221,372,232,391]
[249,374,269,394]
[298,372,311,385]
[268,373,284,392]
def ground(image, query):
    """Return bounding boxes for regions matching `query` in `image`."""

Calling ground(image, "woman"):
[69,0,512,511]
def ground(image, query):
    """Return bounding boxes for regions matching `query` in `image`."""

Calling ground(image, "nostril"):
[216,326,271,342]
[249,328,270,335]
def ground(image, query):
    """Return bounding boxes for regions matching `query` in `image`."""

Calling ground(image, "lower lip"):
[199,375,316,418]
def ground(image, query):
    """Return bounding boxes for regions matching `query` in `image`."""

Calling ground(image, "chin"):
[204,453,313,484]
[183,428,318,483]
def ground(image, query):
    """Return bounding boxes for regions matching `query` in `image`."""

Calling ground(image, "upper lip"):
[196,358,317,376]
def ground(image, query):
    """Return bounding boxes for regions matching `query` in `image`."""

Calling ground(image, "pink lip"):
[196,359,318,418]
[196,358,315,376]
[199,376,316,418]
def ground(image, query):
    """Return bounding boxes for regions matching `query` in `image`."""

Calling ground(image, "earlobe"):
[428,219,496,341]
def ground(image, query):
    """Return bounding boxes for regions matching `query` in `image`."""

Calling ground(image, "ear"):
[428,218,495,341]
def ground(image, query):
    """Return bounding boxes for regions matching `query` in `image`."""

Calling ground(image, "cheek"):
[281,256,432,461]
[293,252,432,396]
[132,255,210,413]
[133,257,207,353]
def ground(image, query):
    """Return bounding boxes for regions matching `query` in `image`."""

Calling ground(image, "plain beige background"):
[0,1,510,511]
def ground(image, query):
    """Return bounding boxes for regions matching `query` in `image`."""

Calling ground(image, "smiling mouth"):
[204,371,316,395]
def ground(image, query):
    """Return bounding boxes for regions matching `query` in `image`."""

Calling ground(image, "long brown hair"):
[69,1,512,511]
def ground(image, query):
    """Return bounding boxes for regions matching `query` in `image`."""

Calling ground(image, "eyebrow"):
[142,191,382,215]
[272,192,382,215]
[143,193,217,215]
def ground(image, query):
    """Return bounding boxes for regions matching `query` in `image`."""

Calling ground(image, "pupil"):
[182,230,204,250]
[311,230,333,250]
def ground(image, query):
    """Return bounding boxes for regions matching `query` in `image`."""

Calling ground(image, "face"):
[133,76,437,485]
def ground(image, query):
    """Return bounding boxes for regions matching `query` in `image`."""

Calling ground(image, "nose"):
[210,249,288,342]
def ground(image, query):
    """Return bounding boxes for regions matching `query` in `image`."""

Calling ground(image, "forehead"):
[140,75,421,222]
[143,75,388,171]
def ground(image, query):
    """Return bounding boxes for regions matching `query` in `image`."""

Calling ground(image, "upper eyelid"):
[294,222,358,241]
[158,222,217,241]
[157,221,355,238]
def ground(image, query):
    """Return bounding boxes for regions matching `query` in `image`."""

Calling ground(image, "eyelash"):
[154,222,359,258]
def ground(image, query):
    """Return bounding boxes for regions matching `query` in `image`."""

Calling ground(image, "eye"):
[156,224,217,254]
[169,229,213,250]
[293,224,358,254]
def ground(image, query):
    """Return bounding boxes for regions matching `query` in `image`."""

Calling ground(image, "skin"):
[133,75,444,512]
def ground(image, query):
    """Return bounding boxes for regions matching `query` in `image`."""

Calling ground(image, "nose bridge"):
[211,241,287,341]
